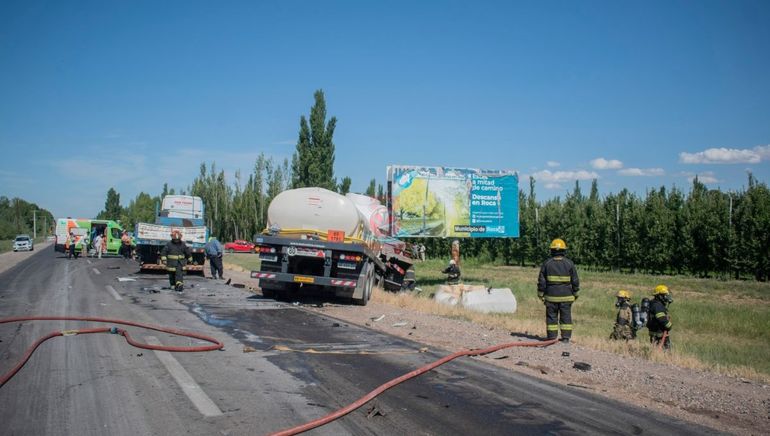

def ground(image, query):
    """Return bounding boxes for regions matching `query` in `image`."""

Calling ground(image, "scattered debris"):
[515,361,529,367]
[365,404,386,419]
[493,355,510,360]
[225,278,232,285]
[562,351,570,357]
[207,293,215,296]
[332,323,341,327]
[573,362,592,371]
[117,277,135,282]
[392,321,408,327]
[292,302,300,306]
[371,315,385,322]
[243,346,257,353]
[739,378,751,384]
[106,266,120,269]
[419,347,428,353]
[136,353,143,357]
[141,287,160,293]
[232,283,244,288]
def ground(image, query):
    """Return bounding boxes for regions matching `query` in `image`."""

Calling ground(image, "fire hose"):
[0,316,224,389]
[267,337,558,436]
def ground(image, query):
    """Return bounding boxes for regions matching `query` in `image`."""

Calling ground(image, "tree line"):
[0,196,54,240]
[407,174,770,281]
[92,89,770,281]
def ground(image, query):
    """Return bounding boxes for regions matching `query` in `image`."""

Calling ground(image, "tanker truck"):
[251,188,413,305]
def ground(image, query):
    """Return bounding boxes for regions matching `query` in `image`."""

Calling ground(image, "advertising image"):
[387,166,519,238]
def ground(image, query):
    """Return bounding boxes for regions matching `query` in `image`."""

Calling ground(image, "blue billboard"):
[387,166,519,238]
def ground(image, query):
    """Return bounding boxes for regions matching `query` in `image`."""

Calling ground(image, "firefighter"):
[647,284,673,350]
[442,259,461,285]
[610,289,635,340]
[161,230,192,292]
[537,238,580,343]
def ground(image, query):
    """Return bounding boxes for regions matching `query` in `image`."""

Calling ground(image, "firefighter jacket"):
[442,264,461,282]
[537,255,580,303]
[161,240,192,267]
[647,298,672,333]
[616,301,632,326]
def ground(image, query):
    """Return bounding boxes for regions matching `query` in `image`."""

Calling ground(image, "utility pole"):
[33,210,37,240]
[616,202,620,272]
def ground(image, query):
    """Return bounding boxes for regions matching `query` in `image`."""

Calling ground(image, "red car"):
[224,240,255,253]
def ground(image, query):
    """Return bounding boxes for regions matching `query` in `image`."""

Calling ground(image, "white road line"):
[87,259,92,265]
[92,268,101,275]
[145,336,223,417]
[105,285,123,301]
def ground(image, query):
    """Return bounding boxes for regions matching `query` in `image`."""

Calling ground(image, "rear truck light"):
[339,254,363,262]
[257,246,276,254]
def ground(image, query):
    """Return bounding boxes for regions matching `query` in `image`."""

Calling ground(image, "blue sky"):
[1,0,768,218]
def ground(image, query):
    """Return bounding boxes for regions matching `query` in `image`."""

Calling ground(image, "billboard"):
[387,166,519,238]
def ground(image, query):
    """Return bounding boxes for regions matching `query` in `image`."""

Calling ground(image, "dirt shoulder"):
[221,263,769,436]
[0,242,51,276]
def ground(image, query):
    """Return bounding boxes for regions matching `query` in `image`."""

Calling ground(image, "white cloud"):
[679,144,769,164]
[532,169,599,183]
[681,171,719,184]
[617,167,665,177]
[546,161,560,168]
[590,157,623,170]
[544,183,563,190]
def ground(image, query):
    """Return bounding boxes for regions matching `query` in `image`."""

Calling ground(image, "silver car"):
[13,235,33,251]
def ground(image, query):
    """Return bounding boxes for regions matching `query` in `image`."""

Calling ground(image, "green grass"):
[0,240,12,253]
[222,253,261,272]
[411,258,770,380]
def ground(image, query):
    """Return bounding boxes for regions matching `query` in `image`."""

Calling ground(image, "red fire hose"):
[0,316,224,389]
[267,337,558,436]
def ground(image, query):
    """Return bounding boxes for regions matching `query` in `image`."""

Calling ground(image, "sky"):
[1,0,769,218]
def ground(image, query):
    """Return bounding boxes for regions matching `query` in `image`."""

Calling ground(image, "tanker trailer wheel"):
[353,262,374,306]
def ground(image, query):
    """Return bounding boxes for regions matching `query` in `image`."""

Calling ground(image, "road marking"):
[145,336,223,417]
[92,268,101,275]
[87,259,92,265]
[105,285,123,301]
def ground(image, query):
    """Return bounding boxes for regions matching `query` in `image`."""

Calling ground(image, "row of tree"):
[406,174,770,281]
[92,89,769,281]
[0,196,54,240]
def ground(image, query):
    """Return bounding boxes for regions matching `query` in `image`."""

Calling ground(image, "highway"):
[0,248,720,435]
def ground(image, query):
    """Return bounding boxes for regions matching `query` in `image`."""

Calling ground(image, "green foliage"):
[365,179,376,197]
[338,176,352,194]
[0,196,54,239]
[97,188,122,220]
[291,89,337,190]
[407,174,770,281]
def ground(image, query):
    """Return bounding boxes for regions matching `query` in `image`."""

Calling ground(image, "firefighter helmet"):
[171,230,182,240]
[616,289,632,299]
[550,238,567,250]
[653,284,669,295]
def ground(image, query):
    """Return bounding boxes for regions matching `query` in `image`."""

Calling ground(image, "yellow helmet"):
[616,289,632,299]
[550,238,567,250]
[653,284,669,295]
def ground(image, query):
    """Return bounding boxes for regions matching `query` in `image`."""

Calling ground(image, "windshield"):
[15,236,30,242]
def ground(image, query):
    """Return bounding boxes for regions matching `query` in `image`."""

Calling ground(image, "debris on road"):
[371,315,385,322]
[573,362,592,371]
[392,321,408,327]
[117,277,136,282]
[243,346,257,353]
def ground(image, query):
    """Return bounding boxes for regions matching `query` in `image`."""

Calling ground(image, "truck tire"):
[261,288,275,299]
[353,262,374,306]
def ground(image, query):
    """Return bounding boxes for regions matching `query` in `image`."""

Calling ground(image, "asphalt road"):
[0,248,720,435]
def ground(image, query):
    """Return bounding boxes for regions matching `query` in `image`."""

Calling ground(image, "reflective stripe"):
[544,295,575,303]
[546,325,559,331]
[665,322,672,329]
[161,256,167,261]
[188,257,193,262]
[560,324,573,330]
[167,255,184,260]
[655,312,667,319]
[166,268,176,272]
[176,281,183,285]
[547,275,571,283]
[651,331,664,338]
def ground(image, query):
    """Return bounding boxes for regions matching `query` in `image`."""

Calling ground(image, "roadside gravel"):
[220,263,769,436]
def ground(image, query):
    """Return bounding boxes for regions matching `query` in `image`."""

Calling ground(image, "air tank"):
[267,188,366,238]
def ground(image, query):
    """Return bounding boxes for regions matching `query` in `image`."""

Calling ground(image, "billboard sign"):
[387,165,519,238]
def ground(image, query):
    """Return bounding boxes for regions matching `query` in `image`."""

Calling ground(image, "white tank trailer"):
[253,188,413,305]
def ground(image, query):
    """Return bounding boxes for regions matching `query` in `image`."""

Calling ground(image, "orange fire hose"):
[0,316,224,389]
[266,337,558,436]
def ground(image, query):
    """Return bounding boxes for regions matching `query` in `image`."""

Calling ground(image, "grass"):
[398,258,770,382]
[222,252,261,272]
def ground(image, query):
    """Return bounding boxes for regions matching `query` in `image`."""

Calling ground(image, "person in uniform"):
[537,238,580,343]
[161,230,192,292]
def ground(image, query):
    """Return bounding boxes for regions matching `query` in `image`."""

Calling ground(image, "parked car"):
[13,235,33,251]
[224,240,255,253]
